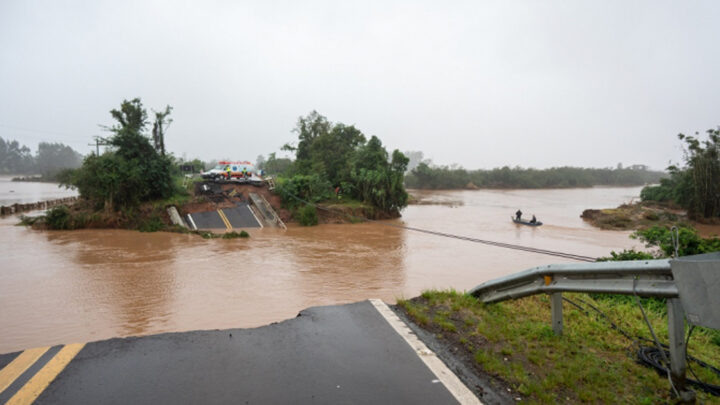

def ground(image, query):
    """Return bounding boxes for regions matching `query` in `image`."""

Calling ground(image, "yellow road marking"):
[0,347,50,394]
[6,343,85,405]
[217,209,232,230]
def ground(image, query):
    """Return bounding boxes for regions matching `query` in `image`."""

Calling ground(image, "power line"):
[287,194,598,262]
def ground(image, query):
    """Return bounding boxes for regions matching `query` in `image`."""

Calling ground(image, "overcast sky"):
[1,1,719,170]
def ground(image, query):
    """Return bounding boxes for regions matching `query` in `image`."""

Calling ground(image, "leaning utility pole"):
[88,136,109,155]
[152,106,173,156]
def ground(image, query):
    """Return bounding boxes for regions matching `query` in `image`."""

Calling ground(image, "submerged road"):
[0,300,480,404]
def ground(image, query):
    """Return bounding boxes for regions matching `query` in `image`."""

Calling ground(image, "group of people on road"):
[515,209,537,224]
[225,165,250,180]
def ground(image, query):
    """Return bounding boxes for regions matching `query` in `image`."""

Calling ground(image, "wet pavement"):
[186,202,261,230]
[0,301,478,404]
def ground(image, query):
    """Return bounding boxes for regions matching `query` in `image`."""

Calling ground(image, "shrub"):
[138,215,165,232]
[275,174,332,208]
[597,249,655,261]
[45,205,73,230]
[297,205,318,226]
[222,231,250,239]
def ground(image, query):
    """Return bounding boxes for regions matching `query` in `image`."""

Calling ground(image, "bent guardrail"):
[469,259,675,304]
[469,255,720,400]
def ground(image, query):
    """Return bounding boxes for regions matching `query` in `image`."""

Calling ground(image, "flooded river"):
[0,182,644,353]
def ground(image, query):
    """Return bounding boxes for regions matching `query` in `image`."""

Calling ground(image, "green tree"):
[310,124,366,185]
[678,130,720,218]
[278,112,410,215]
[66,98,176,210]
[641,129,720,219]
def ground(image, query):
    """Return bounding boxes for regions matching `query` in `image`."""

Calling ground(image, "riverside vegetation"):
[262,111,409,225]
[583,128,720,247]
[404,161,665,190]
[22,98,195,233]
[23,105,411,230]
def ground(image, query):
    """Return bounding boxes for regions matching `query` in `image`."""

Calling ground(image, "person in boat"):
[515,209,522,221]
[530,215,537,224]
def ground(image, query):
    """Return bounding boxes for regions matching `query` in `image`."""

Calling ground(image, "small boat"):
[511,216,543,226]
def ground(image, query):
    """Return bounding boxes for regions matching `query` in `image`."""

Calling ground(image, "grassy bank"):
[398,290,720,404]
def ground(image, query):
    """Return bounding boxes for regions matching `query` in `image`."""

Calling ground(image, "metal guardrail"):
[470,259,675,303]
[468,258,697,399]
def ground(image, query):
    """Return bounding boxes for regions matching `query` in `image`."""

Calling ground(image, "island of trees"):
[22,101,410,230]
[265,111,408,224]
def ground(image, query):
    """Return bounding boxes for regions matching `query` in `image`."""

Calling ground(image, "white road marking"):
[369,299,483,405]
[186,214,198,231]
[247,205,264,229]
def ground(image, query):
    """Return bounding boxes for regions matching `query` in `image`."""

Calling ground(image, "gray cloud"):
[1,0,718,170]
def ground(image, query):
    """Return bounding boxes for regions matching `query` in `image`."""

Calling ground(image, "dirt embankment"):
[581,201,720,237]
[315,202,399,224]
[182,182,292,223]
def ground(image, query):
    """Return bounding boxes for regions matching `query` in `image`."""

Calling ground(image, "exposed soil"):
[581,201,686,230]
[581,201,720,237]
[315,202,400,224]
[181,182,292,223]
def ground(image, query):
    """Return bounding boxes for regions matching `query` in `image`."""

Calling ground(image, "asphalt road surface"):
[186,203,261,230]
[0,301,479,404]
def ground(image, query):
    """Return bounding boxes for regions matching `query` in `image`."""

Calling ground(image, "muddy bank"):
[581,201,720,237]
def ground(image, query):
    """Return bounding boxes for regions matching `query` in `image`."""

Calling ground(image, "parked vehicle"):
[202,161,256,181]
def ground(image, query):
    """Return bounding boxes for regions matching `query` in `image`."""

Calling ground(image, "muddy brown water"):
[1,184,647,353]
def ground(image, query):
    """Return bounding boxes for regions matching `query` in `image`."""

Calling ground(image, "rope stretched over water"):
[287,194,598,262]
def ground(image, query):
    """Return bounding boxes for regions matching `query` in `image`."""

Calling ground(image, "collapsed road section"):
[0,301,481,404]
[179,181,287,232]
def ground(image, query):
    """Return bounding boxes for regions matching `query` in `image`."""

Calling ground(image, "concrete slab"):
[187,210,225,230]
[5,301,473,404]
[222,204,261,228]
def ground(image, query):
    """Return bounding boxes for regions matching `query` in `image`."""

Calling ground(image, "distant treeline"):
[0,136,83,180]
[404,163,666,189]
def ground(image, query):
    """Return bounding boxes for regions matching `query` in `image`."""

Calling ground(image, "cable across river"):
[287,194,598,263]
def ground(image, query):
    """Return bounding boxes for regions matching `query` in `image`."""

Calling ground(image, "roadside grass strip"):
[0,343,84,405]
[398,290,720,404]
[370,299,483,405]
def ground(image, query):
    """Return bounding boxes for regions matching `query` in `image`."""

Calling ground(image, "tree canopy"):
[66,98,177,210]
[276,111,409,214]
[641,128,720,219]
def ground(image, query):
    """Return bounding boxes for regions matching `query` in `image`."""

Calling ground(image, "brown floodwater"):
[0,184,645,354]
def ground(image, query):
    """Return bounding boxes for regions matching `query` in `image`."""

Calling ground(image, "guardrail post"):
[667,298,694,402]
[551,292,563,335]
